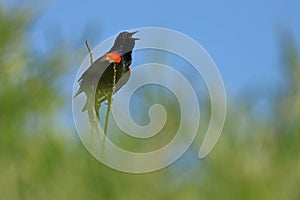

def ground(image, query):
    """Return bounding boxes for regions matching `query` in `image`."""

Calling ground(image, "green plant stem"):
[101,63,117,156]
[85,40,98,148]
[86,40,93,64]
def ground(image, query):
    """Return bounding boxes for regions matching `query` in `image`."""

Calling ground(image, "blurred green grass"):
[1,5,300,200]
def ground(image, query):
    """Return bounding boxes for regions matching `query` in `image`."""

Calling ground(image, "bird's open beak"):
[130,31,140,40]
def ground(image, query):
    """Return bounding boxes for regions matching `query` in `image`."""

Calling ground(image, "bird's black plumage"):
[74,31,139,119]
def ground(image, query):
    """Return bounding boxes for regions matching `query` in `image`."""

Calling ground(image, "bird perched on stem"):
[74,31,139,132]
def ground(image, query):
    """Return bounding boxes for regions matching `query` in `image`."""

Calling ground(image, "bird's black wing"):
[74,57,109,98]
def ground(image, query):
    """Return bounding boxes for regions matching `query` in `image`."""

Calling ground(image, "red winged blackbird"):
[74,31,139,120]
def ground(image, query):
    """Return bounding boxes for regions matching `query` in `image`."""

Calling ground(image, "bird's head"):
[111,31,139,54]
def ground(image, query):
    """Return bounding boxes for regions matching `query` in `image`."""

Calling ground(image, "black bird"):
[74,31,139,120]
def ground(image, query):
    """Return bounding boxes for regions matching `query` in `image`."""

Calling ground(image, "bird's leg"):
[99,88,110,101]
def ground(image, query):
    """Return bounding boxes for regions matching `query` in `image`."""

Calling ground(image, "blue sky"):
[23,0,299,98]
[5,0,300,97]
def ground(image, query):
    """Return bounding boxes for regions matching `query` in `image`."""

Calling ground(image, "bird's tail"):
[86,98,107,157]
[84,94,100,121]
[86,97,102,144]
[87,106,98,131]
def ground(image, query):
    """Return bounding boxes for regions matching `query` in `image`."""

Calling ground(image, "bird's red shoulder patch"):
[103,52,122,63]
